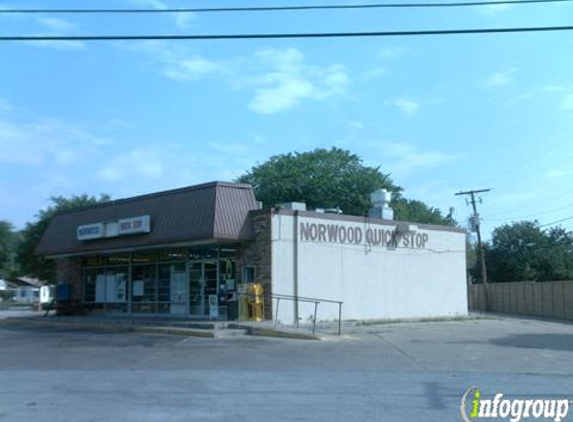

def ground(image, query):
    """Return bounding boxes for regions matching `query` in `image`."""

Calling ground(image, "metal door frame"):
[189,259,218,317]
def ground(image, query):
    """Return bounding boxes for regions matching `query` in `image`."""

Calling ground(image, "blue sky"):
[1,0,573,240]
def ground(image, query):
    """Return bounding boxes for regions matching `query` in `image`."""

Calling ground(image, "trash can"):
[56,283,71,302]
[238,284,250,321]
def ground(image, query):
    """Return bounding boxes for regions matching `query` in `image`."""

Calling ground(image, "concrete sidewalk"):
[0,312,323,340]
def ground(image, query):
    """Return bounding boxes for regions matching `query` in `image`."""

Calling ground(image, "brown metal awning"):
[35,181,259,257]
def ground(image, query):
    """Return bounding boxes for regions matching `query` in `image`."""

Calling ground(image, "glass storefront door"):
[189,261,218,317]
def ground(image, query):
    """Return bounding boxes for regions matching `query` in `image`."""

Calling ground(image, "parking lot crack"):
[372,333,428,372]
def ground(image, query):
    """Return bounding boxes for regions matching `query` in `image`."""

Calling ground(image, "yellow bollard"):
[247,283,264,322]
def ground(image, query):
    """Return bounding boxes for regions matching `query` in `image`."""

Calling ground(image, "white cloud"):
[541,85,569,93]
[126,0,196,28]
[324,66,351,95]
[483,67,517,87]
[360,47,406,81]
[345,120,365,130]
[0,103,271,227]
[174,13,195,29]
[0,98,13,112]
[36,17,76,32]
[208,141,250,155]
[386,98,420,115]
[97,149,164,181]
[539,85,573,111]
[164,56,227,80]
[126,43,350,114]
[247,48,350,114]
[361,67,386,81]
[379,47,408,58]
[23,15,86,50]
[545,169,573,179]
[24,40,86,51]
[0,117,109,165]
[559,93,573,110]
[477,1,512,16]
[506,93,535,105]
[249,78,317,115]
[128,0,168,9]
[366,140,459,177]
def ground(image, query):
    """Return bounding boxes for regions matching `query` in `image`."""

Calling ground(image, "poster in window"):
[133,280,144,297]
[95,274,106,303]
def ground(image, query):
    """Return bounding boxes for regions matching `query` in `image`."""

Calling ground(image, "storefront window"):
[158,262,186,315]
[81,246,239,317]
[242,266,255,284]
[131,264,156,313]
[157,249,187,261]
[84,268,101,303]
[104,267,128,313]
[219,247,238,259]
[189,246,218,260]
[105,255,130,266]
[132,253,156,265]
[84,256,105,267]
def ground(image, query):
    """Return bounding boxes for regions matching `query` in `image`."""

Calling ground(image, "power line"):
[488,153,573,193]
[540,216,573,227]
[486,187,573,219]
[488,202,573,222]
[2,25,573,42]
[1,0,571,14]
[474,141,561,188]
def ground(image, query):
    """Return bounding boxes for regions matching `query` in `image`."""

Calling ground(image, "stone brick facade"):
[237,209,273,319]
[55,257,83,301]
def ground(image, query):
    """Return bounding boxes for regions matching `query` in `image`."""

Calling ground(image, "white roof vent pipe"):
[369,189,394,220]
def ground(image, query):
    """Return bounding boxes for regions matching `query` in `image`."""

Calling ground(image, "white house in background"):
[6,277,44,303]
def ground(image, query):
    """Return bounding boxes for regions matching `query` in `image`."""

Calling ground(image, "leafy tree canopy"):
[0,220,17,279]
[17,194,110,283]
[237,147,450,224]
[237,148,401,217]
[393,199,451,226]
[479,221,573,282]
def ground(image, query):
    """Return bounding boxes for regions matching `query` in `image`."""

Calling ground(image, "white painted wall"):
[271,213,468,323]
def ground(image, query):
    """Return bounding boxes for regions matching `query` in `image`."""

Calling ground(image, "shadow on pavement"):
[489,334,573,352]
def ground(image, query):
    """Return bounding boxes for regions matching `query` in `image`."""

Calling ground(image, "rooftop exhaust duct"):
[369,189,394,220]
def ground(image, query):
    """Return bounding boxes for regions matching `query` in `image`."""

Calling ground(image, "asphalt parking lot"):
[1,314,573,422]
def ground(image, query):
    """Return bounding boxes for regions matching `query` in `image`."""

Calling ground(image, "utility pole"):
[455,188,491,310]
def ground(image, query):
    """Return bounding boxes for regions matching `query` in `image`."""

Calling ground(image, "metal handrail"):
[271,293,343,336]
[236,291,343,335]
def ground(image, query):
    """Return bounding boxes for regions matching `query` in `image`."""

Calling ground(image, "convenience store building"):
[35,181,468,322]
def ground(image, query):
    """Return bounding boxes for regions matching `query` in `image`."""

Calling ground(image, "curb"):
[0,318,215,338]
[0,318,320,340]
[228,323,320,340]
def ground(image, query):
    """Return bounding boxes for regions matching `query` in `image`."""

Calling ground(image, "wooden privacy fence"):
[469,281,573,320]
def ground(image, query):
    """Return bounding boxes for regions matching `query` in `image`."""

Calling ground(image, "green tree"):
[481,221,573,282]
[17,194,110,283]
[0,220,17,278]
[536,226,573,281]
[393,199,450,225]
[238,147,450,224]
[466,235,478,280]
[237,148,401,216]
